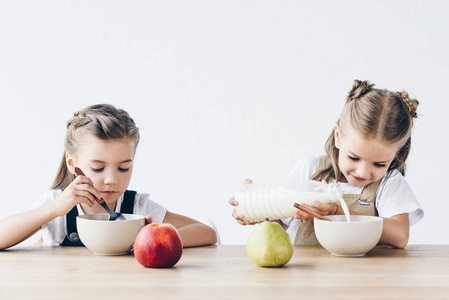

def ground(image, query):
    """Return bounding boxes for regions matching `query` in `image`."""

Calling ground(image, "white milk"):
[337,196,351,222]
[235,182,344,222]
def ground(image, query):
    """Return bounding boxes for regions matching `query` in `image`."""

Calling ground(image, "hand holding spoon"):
[74,167,126,221]
[294,202,331,221]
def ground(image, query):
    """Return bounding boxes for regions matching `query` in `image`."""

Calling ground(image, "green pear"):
[246,220,293,267]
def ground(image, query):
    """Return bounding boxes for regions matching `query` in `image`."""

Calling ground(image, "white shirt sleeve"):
[29,189,67,245]
[376,170,424,226]
[131,193,167,223]
[287,155,319,180]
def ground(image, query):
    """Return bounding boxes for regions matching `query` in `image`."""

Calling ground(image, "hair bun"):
[398,91,419,118]
[66,111,92,129]
[347,80,375,101]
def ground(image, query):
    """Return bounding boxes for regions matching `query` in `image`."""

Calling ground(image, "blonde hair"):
[313,80,419,182]
[51,104,140,189]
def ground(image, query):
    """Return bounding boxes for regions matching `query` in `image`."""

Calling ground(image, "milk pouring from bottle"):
[234,180,344,222]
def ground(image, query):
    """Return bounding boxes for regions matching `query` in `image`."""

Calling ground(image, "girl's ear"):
[334,124,341,149]
[66,152,76,175]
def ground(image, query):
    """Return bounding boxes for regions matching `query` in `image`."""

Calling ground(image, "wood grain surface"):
[1,245,448,300]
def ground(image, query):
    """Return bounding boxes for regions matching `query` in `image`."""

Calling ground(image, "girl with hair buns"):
[0,104,217,250]
[230,80,423,248]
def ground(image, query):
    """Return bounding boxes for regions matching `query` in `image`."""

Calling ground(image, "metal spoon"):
[74,167,126,221]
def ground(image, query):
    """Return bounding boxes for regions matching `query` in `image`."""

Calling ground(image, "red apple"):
[134,223,183,268]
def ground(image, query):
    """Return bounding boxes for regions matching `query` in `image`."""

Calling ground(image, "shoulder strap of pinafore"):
[120,190,137,214]
[294,156,381,246]
[59,190,137,246]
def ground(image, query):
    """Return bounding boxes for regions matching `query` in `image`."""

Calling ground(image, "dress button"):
[68,232,80,242]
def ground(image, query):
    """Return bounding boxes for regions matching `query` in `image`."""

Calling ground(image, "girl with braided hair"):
[0,104,217,249]
[231,80,423,248]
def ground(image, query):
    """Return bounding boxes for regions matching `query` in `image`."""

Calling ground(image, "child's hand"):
[145,216,152,225]
[229,179,259,226]
[51,175,99,217]
[294,200,338,221]
[312,200,339,216]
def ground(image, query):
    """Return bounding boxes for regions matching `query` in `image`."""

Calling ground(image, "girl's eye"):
[374,163,387,168]
[91,168,104,172]
[348,156,359,161]
[118,168,130,172]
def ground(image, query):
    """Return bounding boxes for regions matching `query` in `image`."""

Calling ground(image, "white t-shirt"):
[282,155,424,241]
[30,189,167,245]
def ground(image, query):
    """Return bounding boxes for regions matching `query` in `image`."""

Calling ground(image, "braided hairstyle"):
[312,80,419,182]
[51,104,140,189]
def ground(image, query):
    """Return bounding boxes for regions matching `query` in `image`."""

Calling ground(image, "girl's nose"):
[103,171,118,185]
[356,163,371,179]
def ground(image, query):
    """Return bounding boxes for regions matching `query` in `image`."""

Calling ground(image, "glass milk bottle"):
[234,179,342,222]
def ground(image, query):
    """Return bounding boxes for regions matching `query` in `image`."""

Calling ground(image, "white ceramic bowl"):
[77,214,145,255]
[314,215,383,257]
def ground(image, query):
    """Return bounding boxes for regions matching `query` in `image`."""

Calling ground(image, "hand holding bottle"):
[232,179,342,222]
[229,179,260,225]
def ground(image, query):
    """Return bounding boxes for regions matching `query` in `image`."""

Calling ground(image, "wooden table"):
[1,245,449,300]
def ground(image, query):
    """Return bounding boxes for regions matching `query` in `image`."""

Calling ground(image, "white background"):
[0,0,447,245]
